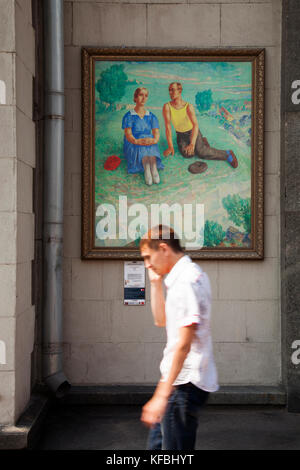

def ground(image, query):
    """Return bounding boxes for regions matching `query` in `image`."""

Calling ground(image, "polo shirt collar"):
[164,255,192,289]
[130,109,150,116]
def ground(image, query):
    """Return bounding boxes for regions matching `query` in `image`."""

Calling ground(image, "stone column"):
[0,0,36,425]
[281,0,300,412]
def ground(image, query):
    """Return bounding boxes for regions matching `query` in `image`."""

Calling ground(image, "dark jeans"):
[177,129,227,161]
[147,382,209,450]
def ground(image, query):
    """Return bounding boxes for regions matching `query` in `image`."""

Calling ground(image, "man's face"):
[169,84,181,101]
[140,244,168,276]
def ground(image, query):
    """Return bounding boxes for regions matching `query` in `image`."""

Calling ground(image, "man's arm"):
[149,269,166,327]
[185,104,199,156]
[141,324,197,428]
[155,324,197,397]
[162,103,175,157]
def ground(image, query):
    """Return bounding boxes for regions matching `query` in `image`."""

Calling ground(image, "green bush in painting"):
[204,220,225,247]
[96,64,128,107]
[222,194,251,233]
[195,89,213,112]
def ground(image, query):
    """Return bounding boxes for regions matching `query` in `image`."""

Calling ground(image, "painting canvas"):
[82,48,264,259]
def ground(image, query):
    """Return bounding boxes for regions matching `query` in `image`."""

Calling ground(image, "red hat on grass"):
[104,155,121,171]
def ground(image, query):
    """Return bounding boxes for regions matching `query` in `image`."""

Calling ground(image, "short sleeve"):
[122,112,132,129]
[177,281,202,328]
[150,113,160,129]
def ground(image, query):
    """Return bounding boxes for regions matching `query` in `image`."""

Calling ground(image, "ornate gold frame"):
[82,47,264,260]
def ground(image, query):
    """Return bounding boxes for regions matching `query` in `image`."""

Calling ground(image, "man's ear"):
[161,242,173,258]
[158,242,168,254]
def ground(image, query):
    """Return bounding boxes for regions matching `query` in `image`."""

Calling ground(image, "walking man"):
[163,82,238,173]
[140,225,219,450]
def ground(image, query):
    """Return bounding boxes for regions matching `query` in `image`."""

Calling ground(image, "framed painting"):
[82,48,264,259]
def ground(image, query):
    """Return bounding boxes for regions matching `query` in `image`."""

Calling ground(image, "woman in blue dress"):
[122,87,164,186]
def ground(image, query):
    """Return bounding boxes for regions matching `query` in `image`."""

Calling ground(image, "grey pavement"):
[35,405,300,450]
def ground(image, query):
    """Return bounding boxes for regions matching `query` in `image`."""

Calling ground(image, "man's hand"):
[147,267,162,283]
[141,394,169,428]
[184,143,195,156]
[163,147,175,157]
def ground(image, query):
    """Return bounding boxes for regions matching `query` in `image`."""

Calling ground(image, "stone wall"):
[0,0,35,425]
[63,0,282,386]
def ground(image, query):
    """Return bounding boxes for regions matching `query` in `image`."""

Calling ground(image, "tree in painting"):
[96,64,128,109]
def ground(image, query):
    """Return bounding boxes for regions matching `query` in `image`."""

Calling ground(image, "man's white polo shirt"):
[160,255,219,392]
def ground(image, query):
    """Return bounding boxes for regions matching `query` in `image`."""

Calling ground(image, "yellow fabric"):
[169,102,193,132]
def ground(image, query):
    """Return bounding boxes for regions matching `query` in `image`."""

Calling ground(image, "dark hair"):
[168,82,183,92]
[139,224,184,253]
[133,87,149,103]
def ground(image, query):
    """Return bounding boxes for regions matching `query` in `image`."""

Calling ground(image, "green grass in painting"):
[94,61,252,248]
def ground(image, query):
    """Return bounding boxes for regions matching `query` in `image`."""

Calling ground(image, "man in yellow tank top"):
[162,82,238,173]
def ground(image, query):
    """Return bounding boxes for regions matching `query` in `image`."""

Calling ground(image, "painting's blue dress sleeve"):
[150,113,159,129]
[122,112,132,129]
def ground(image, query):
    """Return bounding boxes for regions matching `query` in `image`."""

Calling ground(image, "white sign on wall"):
[124,261,145,306]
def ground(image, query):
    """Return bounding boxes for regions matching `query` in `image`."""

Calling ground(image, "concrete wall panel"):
[219,259,279,301]
[15,1,35,76]
[15,56,33,119]
[0,265,16,317]
[62,0,282,386]
[111,301,166,343]
[17,160,33,214]
[16,109,35,168]
[0,213,17,264]
[215,342,281,384]
[16,0,32,25]
[0,372,15,425]
[221,3,274,46]
[148,4,220,47]
[0,318,15,371]
[0,0,35,426]
[0,53,15,105]
[0,107,16,157]
[16,213,35,263]
[16,262,32,316]
[73,3,147,46]
[0,159,16,212]
[144,342,165,383]
[63,300,113,342]
[0,0,15,52]
[64,342,146,383]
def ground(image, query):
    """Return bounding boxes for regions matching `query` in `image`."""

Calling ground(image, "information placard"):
[124,261,145,305]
